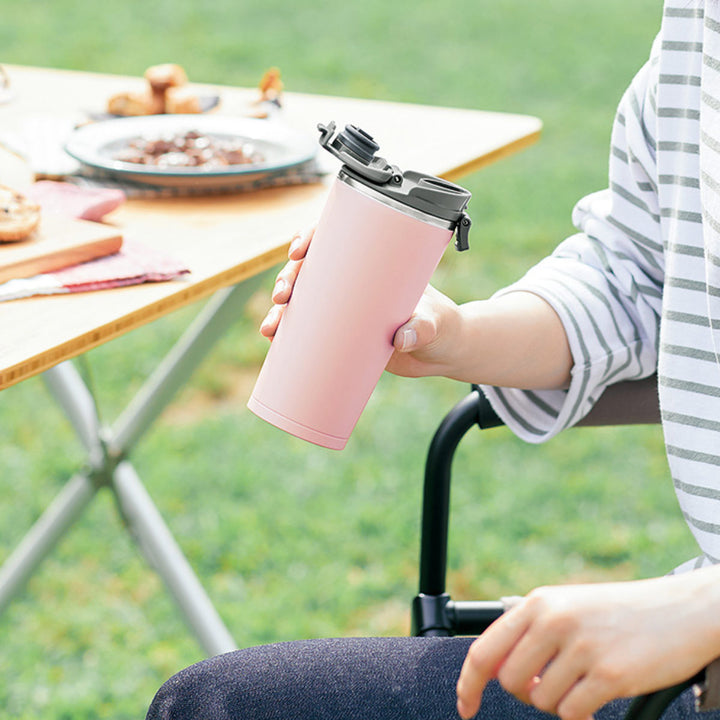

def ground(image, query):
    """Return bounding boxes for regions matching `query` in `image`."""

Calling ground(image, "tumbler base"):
[247,395,349,451]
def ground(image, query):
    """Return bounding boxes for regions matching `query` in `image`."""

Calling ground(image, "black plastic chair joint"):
[447,600,505,636]
[470,384,504,430]
[412,593,505,637]
[411,592,454,637]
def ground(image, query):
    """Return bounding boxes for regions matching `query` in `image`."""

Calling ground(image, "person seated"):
[145,1,720,718]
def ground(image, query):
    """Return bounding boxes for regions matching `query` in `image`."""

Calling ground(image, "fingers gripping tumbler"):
[247,121,472,450]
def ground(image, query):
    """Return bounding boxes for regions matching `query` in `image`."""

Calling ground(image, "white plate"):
[64,115,317,188]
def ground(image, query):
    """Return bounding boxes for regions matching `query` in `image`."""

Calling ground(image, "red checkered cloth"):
[0,240,189,301]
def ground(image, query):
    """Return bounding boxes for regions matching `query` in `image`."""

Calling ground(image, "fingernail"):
[272,278,286,300]
[260,306,278,334]
[399,327,417,351]
[289,235,302,257]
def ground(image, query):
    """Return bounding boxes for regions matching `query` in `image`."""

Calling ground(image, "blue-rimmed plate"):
[64,114,317,189]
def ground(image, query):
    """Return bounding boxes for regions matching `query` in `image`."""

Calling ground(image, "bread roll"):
[165,86,202,114]
[0,184,41,242]
[144,63,188,92]
[108,90,163,116]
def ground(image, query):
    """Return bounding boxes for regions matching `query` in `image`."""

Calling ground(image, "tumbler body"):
[247,177,454,450]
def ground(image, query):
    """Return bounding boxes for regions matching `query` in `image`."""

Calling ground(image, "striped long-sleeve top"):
[481,0,720,571]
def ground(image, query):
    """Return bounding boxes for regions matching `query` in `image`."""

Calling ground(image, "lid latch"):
[454,212,471,252]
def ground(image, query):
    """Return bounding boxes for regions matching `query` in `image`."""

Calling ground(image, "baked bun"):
[258,67,283,102]
[165,86,202,114]
[107,64,197,116]
[107,90,164,116]
[144,63,188,92]
[0,185,41,242]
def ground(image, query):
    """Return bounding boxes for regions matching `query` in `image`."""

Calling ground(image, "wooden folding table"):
[0,65,542,655]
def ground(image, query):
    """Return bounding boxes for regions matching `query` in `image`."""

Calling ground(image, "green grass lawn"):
[0,1,700,718]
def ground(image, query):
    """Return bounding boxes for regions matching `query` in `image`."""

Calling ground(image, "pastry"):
[258,67,283,103]
[144,63,188,92]
[106,64,219,116]
[247,67,284,117]
[107,90,163,116]
[0,184,41,242]
[165,86,202,114]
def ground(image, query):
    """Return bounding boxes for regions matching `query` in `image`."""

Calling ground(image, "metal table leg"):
[0,274,268,656]
[0,473,96,615]
[112,460,236,656]
[111,277,264,457]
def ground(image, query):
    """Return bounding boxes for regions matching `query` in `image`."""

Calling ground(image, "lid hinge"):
[454,212,471,251]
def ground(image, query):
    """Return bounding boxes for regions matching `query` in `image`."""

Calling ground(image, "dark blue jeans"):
[145,636,711,720]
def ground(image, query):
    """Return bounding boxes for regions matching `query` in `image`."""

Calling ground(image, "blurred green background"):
[0,1,696,718]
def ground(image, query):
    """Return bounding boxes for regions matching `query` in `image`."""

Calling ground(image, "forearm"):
[444,291,573,390]
[269,235,575,391]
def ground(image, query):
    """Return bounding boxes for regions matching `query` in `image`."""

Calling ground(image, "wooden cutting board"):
[0,216,123,284]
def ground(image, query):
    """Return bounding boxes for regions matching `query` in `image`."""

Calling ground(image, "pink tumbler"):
[247,122,472,450]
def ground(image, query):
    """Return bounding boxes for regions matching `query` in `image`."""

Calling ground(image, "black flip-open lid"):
[318,121,472,251]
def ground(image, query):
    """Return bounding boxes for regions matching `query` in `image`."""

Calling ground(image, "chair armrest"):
[474,374,660,430]
[577,374,660,427]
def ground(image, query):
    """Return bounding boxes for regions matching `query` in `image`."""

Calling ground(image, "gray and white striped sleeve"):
[481,41,665,443]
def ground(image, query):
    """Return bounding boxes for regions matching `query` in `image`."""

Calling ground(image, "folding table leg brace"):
[0,275,266,656]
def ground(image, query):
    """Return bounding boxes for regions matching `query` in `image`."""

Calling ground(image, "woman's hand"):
[259,227,464,377]
[260,228,572,389]
[456,569,720,720]
[259,227,314,339]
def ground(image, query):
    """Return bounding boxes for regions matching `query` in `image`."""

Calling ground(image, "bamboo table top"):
[0,65,541,391]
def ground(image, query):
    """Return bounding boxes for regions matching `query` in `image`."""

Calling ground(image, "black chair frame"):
[410,381,703,720]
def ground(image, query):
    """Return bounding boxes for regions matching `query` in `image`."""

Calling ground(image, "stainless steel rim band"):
[338,170,456,231]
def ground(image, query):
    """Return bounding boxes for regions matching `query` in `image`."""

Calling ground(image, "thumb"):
[393,312,438,353]
[394,322,419,352]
